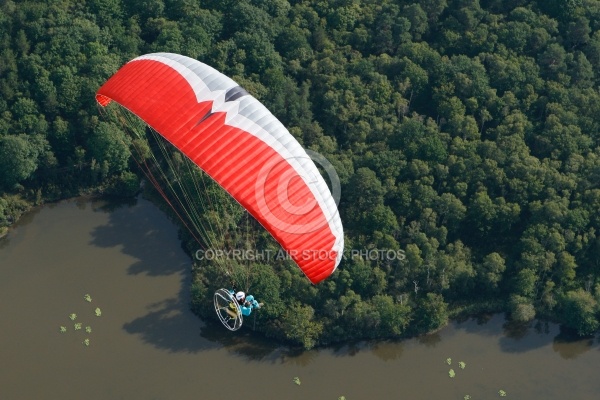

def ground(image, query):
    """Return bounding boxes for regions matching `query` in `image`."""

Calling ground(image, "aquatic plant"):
[338,397,346,400]
[499,389,507,396]
[464,396,471,400]
[448,369,455,378]
[293,377,301,385]
[446,357,452,365]
[59,297,100,347]
[458,361,466,369]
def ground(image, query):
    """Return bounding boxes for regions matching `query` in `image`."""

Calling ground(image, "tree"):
[403,4,428,41]
[509,294,536,322]
[343,167,386,231]
[279,304,323,349]
[538,43,567,79]
[371,294,411,337]
[478,252,506,293]
[87,0,124,25]
[570,51,594,88]
[413,293,449,333]
[0,134,45,189]
[125,0,165,22]
[513,268,537,299]
[434,192,466,232]
[555,251,577,287]
[560,289,599,336]
[420,0,448,23]
[87,121,131,175]
[147,18,184,53]
[566,17,591,49]
[466,189,495,234]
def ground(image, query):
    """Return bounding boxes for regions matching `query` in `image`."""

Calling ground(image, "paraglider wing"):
[96,53,344,284]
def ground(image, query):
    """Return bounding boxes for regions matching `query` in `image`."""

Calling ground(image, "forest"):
[1,0,600,349]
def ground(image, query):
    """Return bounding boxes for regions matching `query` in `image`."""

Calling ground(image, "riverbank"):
[0,172,141,240]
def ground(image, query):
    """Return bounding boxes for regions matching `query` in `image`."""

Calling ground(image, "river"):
[1,197,599,400]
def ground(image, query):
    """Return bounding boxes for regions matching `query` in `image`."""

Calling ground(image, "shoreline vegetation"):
[2,0,600,349]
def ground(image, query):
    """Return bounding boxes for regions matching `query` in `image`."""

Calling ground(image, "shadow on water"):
[122,296,219,354]
[449,311,600,360]
[0,234,10,250]
[88,197,215,353]
[276,337,406,365]
[90,196,138,213]
[552,326,597,360]
[369,340,405,362]
[417,332,442,348]
[452,312,505,337]
[277,346,320,366]
[198,321,282,361]
[495,318,554,354]
[87,196,283,358]
[0,203,44,250]
[89,197,189,277]
[500,319,600,359]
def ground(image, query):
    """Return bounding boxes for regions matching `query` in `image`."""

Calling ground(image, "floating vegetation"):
[338,397,346,400]
[441,357,505,397]
[293,377,301,385]
[59,294,102,348]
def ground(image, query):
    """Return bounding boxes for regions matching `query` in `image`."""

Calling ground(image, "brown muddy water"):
[1,198,599,400]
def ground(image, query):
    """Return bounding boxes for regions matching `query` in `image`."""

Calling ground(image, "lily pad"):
[83,338,90,346]
[85,326,92,333]
[60,326,67,333]
[94,308,102,317]
[74,322,82,330]
[499,389,507,396]
[293,377,301,385]
[458,361,466,369]
[448,369,455,378]
[446,357,452,365]
[69,313,77,321]
[84,294,92,302]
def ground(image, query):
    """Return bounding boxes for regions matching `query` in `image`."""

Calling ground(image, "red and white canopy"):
[96,53,344,284]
